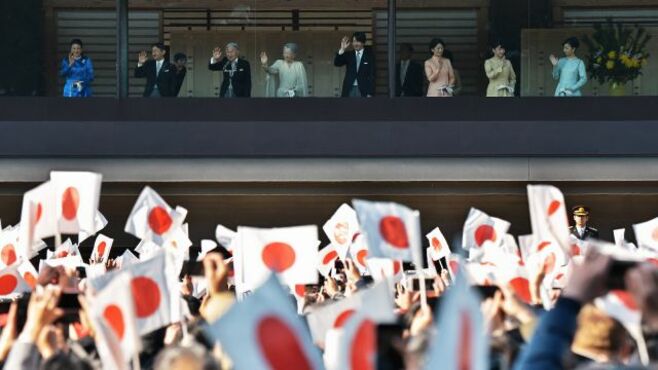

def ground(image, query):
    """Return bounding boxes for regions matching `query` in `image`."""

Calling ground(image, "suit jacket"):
[208,57,251,97]
[395,60,424,97]
[173,66,187,97]
[569,225,599,241]
[134,59,178,97]
[334,47,376,97]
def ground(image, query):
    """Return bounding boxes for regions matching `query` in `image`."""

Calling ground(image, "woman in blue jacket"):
[59,39,94,97]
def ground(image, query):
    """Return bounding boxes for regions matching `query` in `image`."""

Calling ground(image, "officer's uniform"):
[569,206,599,240]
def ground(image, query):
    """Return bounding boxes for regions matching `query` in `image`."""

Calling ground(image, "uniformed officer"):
[570,205,599,240]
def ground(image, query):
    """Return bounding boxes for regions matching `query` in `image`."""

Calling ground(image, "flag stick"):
[132,351,142,370]
[55,232,62,250]
[419,274,428,309]
[636,330,650,366]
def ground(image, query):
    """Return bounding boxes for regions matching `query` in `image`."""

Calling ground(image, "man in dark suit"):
[134,43,178,97]
[570,205,599,240]
[334,32,376,97]
[172,52,187,97]
[395,43,424,97]
[208,42,251,98]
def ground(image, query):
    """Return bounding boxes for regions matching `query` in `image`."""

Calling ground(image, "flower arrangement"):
[583,18,651,85]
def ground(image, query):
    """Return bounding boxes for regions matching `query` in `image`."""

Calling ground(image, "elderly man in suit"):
[334,32,376,97]
[395,43,424,97]
[570,205,599,240]
[135,42,178,97]
[208,42,252,98]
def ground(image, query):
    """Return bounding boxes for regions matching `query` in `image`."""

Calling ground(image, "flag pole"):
[419,274,428,309]
[132,351,142,370]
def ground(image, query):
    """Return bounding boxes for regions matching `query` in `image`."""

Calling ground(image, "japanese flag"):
[306,281,395,345]
[0,227,20,267]
[19,181,57,254]
[205,274,324,370]
[495,262,533,305]
[215,224,237,252]
[349,233,369,274]
[426,227,451,261]
[527,185,571,253]
[50,171,102,235]
[115,249,139,269]
[89,272,141,370]
[365,257,403,284]
[323,203,360,260]
[633,217,658,252]
[352,199,422,264]
[88,250,180,335]
[318,244,339,277]
[238,225,319,288]
[78,211,108,243]
[332,311,377,370]
[0,264,32,298]
[124,186,185,246]
[17,260,38,289]
[91,234,113,263]
[462,208,510,250]
[424,266,489,370]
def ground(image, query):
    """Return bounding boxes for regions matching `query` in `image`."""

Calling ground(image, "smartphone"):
[57,293,81,324]
[407,277,435,292]
[187,260,205,276]
[475,285,500,299]
[607,260,638,290]
[376,323,405,370]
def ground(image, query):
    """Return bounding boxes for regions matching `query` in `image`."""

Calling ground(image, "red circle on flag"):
[97,241,107,257]
[294,284,306,297]
[611,290,638,311]
[262,242,296,273]
[458,311,473,370]
[474,225,496,247]
[392,260,402,275]
[23,272,36,289]
[56,250,69,258]
[536,241,551,252]
[1,244,16,266]
[61,187,80,221]
[35,203,43,224]
[333,309,356,328]
[379,216,409,249]
[323,250,338,265]
[547,200,561,216]
[257,315,314,370]
[148,206,173,235]
[103,304,125,340]
[131,276,161,318]
[509,277,532,304]
[431,237,442,251]
[356,250,368,267]
[350,319,375,370]
[0,274,17,295]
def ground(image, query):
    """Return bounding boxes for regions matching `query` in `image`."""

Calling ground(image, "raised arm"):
[59,58,72,78]
[484,59,503,79]
[424,60,440,83]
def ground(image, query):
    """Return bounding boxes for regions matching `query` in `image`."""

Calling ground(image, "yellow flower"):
[608,51,617,59]
[606,60,615,70]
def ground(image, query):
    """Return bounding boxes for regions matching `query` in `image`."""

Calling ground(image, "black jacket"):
[134,59,178,97]
[395,60,424,97]
[569,225,599,241]
[173,66,187,97]
[334,47,376,97]
[208,57,251,97]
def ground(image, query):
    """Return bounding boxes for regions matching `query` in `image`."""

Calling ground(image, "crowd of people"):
[1,175,658,370]
[59,32,590,98]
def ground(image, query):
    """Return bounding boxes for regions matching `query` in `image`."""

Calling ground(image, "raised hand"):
[212,47,222,61]
[68,53,76,66]
[340,36,351,51]
[138,50,148,65]
[203,253,229,295]
[260,51,268,66]
[549,54,559,66]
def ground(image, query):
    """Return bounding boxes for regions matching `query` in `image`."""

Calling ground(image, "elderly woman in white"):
[260,43,309,97]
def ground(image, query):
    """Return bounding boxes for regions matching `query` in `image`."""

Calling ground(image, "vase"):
[609,82,627,96]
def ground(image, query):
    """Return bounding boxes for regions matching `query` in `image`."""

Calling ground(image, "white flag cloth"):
[323,203,360,260]
[19,181,57,256]
[238,225,320,288]
[89,271,141,370]
[462,208,510,250]
[91,234,113,263]
[0,227,20,267]
[317,244,339,277]
[424,267,489,370]
[332,311,377,370]
[349,233,369,274]
[196,239,218,262]
[426,227,451,261]
[124,186,185,246]
[365,257,403,284]
[215,224,236,251]
[88,250,180,335]
[50,171,102,235]
[78,211,108,243]
[0,264,32,298]
[527,185,571,253]
[115,249,139,269]
[633,217,658,251]
[17,259,38,289]
[352,199,422,264]
[306,281,395,345]
[205,274,324,370]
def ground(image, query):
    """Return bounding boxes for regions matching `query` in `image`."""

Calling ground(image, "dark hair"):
[173,52,187,62]
[429,38,445,53]
[400,43,414,53]
[70,38,83,48]
[563,37,580,49]
[491,39,505,50]
[352,32,367,44]
[151,42,167,52]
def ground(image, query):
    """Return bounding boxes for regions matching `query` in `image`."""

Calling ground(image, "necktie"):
[356,51,362,72]
[401,61,408,84]
[156,61,162,76]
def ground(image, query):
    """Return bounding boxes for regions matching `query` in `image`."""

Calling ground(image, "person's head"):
[283,43,298,63]
[571,304,634,363]
[563,37,580,57]
[491,40,506,58]
[173,52,187,69]
[429,38,445,58]
[225,42,240,61]
[352,32,367,51]
[153,344,220,370]
[70,39,83,58]
[399,43,414,61]
[151,42,167,61]
[572,205,590,227]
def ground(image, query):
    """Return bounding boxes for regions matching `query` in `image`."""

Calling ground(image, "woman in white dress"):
[260,43,309,97]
